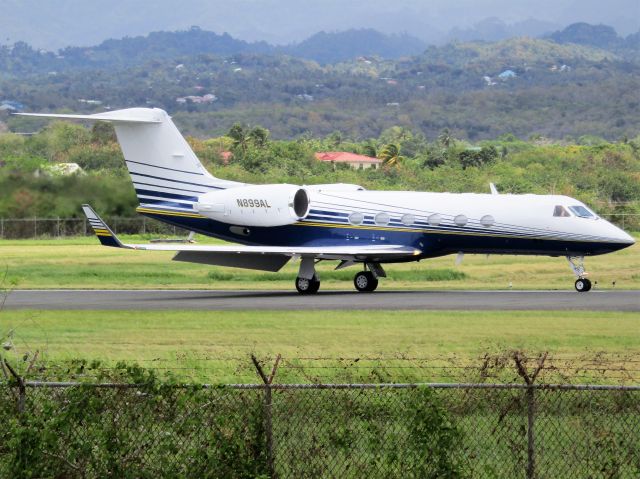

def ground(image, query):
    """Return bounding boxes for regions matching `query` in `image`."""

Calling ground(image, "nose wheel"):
[354,271,378,292]
[567,256,592,293]
[574,278,592,292]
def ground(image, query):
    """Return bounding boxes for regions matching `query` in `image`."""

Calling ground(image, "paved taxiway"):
[4,289,639,311]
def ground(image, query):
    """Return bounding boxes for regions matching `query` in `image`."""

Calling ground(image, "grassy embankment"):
[1,233,639,290]
[2,309,638,382]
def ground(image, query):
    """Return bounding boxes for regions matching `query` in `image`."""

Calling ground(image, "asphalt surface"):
[4,289,640,311]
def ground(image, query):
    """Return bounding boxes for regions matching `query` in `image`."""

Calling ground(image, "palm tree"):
[249,126,270,148]
[362,141,378,158]
[228,123,250,159]
[438,128,453,148]
[379,143,404,167]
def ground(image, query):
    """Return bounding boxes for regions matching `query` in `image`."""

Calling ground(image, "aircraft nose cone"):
[609,223,635,246]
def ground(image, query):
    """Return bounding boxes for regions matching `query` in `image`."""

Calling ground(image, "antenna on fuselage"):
[489,183,499,195]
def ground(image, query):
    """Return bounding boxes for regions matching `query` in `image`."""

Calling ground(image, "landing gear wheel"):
[574,278,592,293]
[296,276,320,294]
[354,271,378,292]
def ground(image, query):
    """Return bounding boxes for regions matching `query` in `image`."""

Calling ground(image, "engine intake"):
[196,184,310,227]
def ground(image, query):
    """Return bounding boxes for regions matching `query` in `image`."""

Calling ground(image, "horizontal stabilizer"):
[82,204,125,248]
[15,111,161,124]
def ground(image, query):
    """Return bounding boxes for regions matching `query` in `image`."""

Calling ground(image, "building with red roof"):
[315,151,382,169]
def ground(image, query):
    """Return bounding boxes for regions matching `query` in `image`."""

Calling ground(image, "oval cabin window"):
[454,214,468,226]
[427,214,441,226]
[348,212,364,225]
[375,212,390,226]
[480,215,495,227]
[401,214,415,226]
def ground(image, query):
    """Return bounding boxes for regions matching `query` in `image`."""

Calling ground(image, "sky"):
[1,0,639,49]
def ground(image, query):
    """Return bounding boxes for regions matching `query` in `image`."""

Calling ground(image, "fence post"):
[34,215,37,239]
[251,354,281,479]
[0,218,3,239]
[4,360,26,414]
[514,352,547,479]
[56,217,61,238]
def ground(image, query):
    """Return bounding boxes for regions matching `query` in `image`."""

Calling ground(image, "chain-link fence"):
[0,217,183,239]
[0,380,638,478]
[0,214,638,239]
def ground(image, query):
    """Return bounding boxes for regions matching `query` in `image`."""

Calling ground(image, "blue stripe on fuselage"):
[135,188,198,202]
[137,209,628,257]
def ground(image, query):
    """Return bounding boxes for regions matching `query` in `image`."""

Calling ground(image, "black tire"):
[575,278,591,293]
[354,271,378,292]
[296,276,320,294]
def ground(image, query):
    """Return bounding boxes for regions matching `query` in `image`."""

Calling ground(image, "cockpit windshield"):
[553,205,571,217]
[568,205,595,218]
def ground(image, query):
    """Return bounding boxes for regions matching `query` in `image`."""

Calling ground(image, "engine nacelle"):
[195,184,310,227]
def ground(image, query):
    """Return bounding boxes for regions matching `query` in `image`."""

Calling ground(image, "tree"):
[362,141,378,158]
[379,143,404,167]
[438,128,454,149]
[249,126,270,148]
[228,123,250,159]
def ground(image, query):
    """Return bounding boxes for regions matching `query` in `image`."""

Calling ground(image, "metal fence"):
[0,216,183,239]
[0,214,639,239]
[0,380,638,478]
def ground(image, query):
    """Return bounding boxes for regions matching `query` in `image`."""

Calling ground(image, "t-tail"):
[18,108,243,214]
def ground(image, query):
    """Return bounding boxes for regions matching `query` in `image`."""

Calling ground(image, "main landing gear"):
[354,271,378,292]
[295,258,386,294]
[295,275,320,294]
[567,256,592,293]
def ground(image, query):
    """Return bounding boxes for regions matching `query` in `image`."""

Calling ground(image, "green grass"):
[2,309,638,382]
[0,233,638,290]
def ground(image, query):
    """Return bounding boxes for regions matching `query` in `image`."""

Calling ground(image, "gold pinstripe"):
[136,207,204,219]
[295,220,609,243]
[133,207,611,244]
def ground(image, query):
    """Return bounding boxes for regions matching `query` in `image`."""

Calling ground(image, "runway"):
[4,289,640,311]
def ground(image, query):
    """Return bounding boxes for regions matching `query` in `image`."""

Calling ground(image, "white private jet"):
[19,108,635,293]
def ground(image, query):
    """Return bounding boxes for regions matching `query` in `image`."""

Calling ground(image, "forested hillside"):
[0,24,638,141]
[1,121,638,229]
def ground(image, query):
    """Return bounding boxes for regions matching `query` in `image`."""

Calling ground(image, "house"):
[315,152,382,170]
[498,70,517,80]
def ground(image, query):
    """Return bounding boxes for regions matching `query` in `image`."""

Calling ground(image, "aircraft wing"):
[82,205,420,271]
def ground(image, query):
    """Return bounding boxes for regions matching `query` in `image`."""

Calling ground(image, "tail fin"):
[19,108,242,212]
[82,204,125,248]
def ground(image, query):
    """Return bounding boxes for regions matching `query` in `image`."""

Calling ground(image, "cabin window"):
[454,214,468,226]
[427,213,441,226]
[553,205,571,217]
[349,212,364,225]
[480,214,495,227]
[401,214,415,226]
[375,212,390,226]
[569,205,595,218]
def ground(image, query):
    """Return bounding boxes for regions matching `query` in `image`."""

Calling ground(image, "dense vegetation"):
[0,121,638,228]
[0,23,638,140]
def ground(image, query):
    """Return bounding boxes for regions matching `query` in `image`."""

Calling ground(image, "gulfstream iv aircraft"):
[20,108,635,293]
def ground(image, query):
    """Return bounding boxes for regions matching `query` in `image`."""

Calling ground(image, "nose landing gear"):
[567,256,592,292]
[574,277,592,292]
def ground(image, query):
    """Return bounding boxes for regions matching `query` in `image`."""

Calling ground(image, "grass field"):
[2,309,638,382]
[1,233,639,290]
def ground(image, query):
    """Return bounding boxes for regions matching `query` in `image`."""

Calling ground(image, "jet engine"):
[195,184,310,227]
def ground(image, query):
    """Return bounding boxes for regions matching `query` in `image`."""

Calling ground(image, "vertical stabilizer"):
[109,108,242,211]
[18,108,243,211]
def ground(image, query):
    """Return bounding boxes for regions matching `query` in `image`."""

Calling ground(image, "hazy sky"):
[1,0,639,49]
